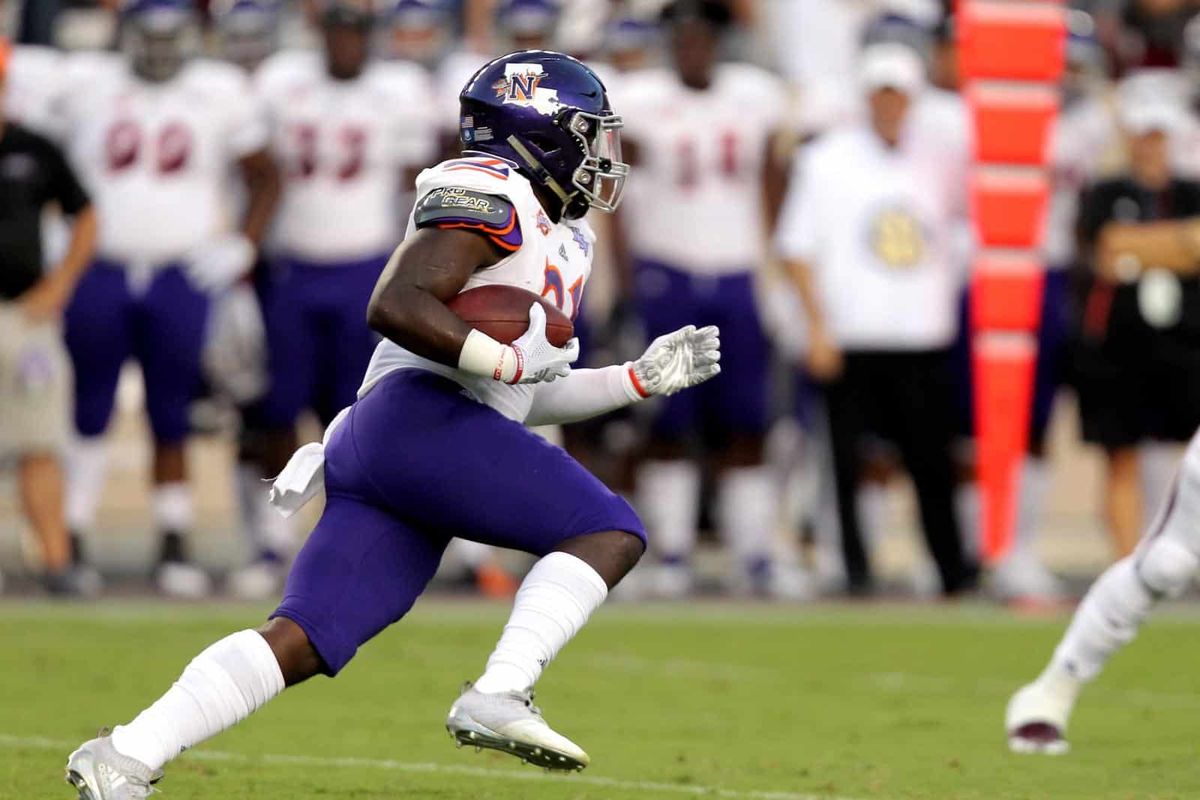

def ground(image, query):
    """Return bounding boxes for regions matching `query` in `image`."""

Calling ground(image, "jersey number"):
[675,131,741,190]
[287,124,368,182]
[541,261,584,321]
[106,121,194,175]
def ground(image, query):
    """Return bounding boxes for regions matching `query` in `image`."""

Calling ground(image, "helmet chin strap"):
[507,135,575,207]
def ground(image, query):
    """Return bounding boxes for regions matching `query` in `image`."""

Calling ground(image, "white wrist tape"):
[458,329,522,383]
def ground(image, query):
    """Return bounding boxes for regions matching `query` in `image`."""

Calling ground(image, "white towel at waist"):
[268,406,350,518]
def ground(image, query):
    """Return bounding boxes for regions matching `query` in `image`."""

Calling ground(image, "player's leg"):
[342,371,645,768]
[63,262,134,588]
[0,306,78,592]
[315,253,386,424]
[707,270,790,595]
[1006,430,1200,753]
[67,479,450,797]
[229,261,314,598]
[821,353,872,593]
[632,259,702,596]
[135,266,213,597]
[888,350,973,595]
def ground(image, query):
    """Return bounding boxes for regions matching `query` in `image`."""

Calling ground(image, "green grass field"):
[2,599,1199,800]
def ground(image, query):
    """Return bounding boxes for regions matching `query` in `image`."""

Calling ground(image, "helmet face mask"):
[459,50,631,219]
[213,0,280,70]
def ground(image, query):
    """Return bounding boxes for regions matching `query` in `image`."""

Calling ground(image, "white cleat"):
[227,558,283,601]
[992,551,1067,604]
[65,734,161,799]
[155,561,212,599]
[1006,681,1072,755]
[446,683,589,771]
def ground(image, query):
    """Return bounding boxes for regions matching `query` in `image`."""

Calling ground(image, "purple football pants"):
[634,258,771,441]
[255,254,386,428]
[64,261,209,444]
[271,370,645,675]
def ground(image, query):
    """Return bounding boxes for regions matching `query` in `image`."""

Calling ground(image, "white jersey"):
[5,45,66,138]
[619,64,787,274]
[256,51,439,262]
[776,124,962,351]
[1046,96,1116,268]
[60,54,268,266]
[361,156,596,422]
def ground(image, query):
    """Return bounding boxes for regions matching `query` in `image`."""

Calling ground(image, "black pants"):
[821,349,972,595]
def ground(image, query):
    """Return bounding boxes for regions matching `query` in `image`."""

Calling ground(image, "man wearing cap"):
[776,41,974,596]
[1073,96,1200,557]
[0,42,98,595]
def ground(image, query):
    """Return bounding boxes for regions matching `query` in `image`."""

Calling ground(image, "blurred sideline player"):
[65,50,721,797]
[619,0,793,597]
[59,0,280,597]
[1006,425,1200,754]
[238,0,438,594]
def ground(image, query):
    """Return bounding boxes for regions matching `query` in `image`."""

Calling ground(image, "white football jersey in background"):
[1045,97,1116,269]
[5,45,65,138]
[361,156,595,422]
[618,64,786,274]
[60,54,268,266]
[256,51,439,262]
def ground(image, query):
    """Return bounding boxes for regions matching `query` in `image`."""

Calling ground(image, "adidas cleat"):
[65,734,161,799]
[446,683,589,771]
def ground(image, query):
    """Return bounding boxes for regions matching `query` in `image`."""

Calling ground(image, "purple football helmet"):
[459,50,628,219]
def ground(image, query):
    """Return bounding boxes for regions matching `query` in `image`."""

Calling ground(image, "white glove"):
[631,324,721,397]
[511,302,580,384]
[184,234,256,293]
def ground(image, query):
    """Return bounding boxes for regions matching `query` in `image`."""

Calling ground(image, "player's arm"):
[371,186,581,384]
[238,149,281,248]
[1095,219,1200,279]
[525,325,721,426]
[18,138,98,321]
[761,131,789,237]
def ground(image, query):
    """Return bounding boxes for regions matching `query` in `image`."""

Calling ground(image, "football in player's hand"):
[448,285,575,347]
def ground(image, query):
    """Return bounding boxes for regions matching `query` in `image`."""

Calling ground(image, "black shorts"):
[1074,287,1200,449]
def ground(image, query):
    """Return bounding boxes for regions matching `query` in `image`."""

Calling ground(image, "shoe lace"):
[516,688,543,719]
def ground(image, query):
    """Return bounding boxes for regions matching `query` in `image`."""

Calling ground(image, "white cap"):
[860,42,926,96]
[1120,100,1188,136]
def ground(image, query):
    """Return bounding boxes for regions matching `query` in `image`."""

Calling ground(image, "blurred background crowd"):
[2,0,1200,607]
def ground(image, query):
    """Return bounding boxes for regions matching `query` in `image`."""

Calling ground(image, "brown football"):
[448,285,574,347]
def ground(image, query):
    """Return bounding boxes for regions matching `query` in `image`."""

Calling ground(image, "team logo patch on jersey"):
[536,210,552,236]
[491,64,561,116]
[869,207,926,269]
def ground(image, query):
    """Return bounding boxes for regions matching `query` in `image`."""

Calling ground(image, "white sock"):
[1140,442,1179,529]
[1049,557,1154,685]
[236,463,292,556]
[636,460,700,562]
[111,630,284,771]
[153,483,194,532]
[1015,458,1050,556]
[716,466,779,571]
[473,552,608,694]
[66,437,108,532]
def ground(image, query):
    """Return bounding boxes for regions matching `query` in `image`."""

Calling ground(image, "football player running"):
[58,0,280,599]
[1006,427,1200,754]
[65,51,719,799]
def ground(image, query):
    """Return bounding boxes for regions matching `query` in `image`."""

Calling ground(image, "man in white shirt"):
[776,42,974,596]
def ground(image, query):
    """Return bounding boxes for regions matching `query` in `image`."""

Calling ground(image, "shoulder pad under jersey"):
[413,186,523,252]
